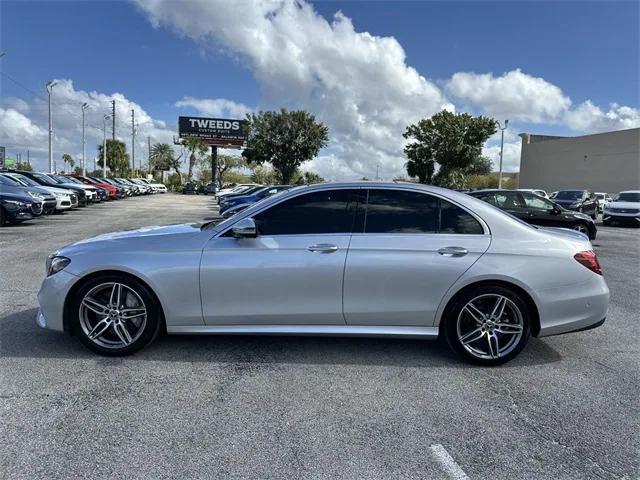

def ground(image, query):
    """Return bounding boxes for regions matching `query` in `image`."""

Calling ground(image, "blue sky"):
[1,0,638,178]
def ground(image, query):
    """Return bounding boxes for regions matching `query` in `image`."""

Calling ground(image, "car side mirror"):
[232,217,257,238]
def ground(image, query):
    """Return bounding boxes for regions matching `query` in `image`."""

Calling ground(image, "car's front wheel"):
[70,274,162,356]
[444,285,531,366]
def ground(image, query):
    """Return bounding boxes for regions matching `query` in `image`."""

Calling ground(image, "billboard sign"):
[178,116,248,148]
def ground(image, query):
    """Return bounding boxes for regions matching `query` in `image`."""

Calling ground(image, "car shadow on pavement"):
[1,308,562,368]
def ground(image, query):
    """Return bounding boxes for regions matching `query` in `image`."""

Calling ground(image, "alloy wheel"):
[456,294,524,360]
[79,282,147,349]
[572,224,589,235]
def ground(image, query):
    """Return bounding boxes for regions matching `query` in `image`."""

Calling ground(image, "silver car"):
[36,182,609,365]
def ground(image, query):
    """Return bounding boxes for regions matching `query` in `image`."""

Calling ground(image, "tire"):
[70,273,163,356]
[591,208,597,220]
[444,285,531,366]
[571,222,590,236]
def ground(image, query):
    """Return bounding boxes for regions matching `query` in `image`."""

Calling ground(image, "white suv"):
[602,190,640,226]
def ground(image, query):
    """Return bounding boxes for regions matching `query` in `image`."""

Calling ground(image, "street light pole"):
[102,114,111,177]
[81,103,89,176]
[46,80,58,173]
[496,119,509,189]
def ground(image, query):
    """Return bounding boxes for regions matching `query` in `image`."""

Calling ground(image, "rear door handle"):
[437,246,468,257]
[308,243,338,253]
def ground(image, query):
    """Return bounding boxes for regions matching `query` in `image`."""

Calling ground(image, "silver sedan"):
[36,182,609,365]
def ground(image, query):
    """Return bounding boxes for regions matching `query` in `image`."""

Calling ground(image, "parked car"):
[1,172,77,211]
[219,185,293,214]
[127,178,152,194]
[594,192,612,213]
[116,178,143,195]
[37,182,608,366]
[8,170,88,206]
[0,174,57,215]
[220,202,251,219]
[517,188,548,198]
[468,189,597,240]
[602,190,640,226]
[60,176,107,202]
[182,181,199,195]
[48,174,99,203]
[95,178,127,199]
[201,183,217,195]
[551,190,598,219]
[216,183,260,198]
[70,175,118,200]
[0,191,39,226]
[217,184,264,202]
[134,178,167,193]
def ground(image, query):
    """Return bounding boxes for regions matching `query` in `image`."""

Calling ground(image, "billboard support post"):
[211,145,218,187]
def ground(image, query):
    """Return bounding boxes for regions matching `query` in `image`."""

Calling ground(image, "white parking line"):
[429,444,470,480]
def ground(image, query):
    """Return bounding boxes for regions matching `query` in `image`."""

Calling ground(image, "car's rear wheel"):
[70,274,162,356]
[444,285,531,366]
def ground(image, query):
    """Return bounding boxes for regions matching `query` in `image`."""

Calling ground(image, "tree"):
[242,109,329,184]
[182,137,209,181]
[295,171,324,185]
[62,153,75,173]
[150,143,182,179]
[250,165,278,185]
[403,110,496,188]
[15,161,32,171]
[216,155,248,188]
[97,139,130,176]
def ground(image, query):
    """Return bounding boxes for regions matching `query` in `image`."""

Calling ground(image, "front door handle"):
[308,243,338,253]
[437,246,468,257]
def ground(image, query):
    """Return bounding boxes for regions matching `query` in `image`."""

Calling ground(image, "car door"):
[200,188,363,325]
[343,188,491,327]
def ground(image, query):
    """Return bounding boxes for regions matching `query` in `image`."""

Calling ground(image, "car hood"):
[70,223,202,246]
[553,198,582,205]
[606,201,639,209]
[60,182,95,190]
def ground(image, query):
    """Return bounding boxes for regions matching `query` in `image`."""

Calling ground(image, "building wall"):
[518,128,640,193]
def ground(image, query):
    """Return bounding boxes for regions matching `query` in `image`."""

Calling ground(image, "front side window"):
[253,189,362,235]
[494,192,525,209]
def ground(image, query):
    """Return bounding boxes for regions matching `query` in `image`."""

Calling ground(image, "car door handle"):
[437,246,468,257]
[307,243,338,253]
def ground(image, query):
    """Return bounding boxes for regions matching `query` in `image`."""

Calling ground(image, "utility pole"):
[148,136,151,176]
[81,103,89,176]
[46,80,57,173]
[111,100,116,140]
[103,114,111,177]
[496,119,509,189]
[131,109,135,173]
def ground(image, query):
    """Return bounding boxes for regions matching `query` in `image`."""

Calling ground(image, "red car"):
[67,175,118,200]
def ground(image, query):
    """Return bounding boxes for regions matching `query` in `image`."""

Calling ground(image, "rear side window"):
[494,192,525,209]
[364,190,438,233]
[253,189,363,235]
[363,189,483,234]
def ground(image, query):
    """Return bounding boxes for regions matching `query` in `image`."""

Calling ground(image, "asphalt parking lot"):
[1,194,638,479]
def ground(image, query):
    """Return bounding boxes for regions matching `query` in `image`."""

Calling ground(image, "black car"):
[182,181,199,195]
[201,182,217,195]
[0,191,38,226]
[552,190,598,219]
[8,170,88,206]
[468,189,597,240]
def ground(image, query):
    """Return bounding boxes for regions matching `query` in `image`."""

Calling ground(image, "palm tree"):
[62,153,75,173]
[182,137,209,181]
[150,143,182,181]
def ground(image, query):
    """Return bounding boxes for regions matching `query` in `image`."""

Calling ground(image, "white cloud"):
[447,69,640,134]
[564,101,640,132]
[0,79,175,172]
[136,0,451,180]
[175,97,253,118]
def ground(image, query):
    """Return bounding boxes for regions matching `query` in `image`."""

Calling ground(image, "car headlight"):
[5,200,29,207]
[27,191,45,200]
[46,255,71,276]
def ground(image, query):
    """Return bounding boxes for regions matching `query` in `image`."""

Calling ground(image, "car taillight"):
[574,250,602,275]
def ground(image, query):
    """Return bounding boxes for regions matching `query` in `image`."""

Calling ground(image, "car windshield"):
[615,192,640,202]
[555,190,583,200]
[0,174,22,186]
[8,174,36,186]
[32,173,58,185]
[65,177,82,184]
